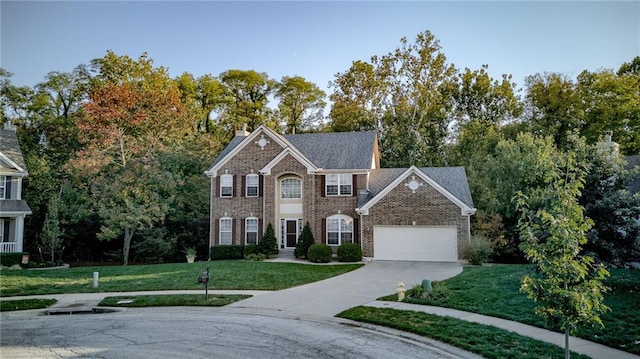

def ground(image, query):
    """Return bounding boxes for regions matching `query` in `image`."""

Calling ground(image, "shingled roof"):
[207,129,377,172]
[359,167,474,209]
[0,128,28,175]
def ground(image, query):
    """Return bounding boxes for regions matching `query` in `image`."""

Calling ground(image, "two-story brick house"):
[205,125,476,261]
[0,122,32,253]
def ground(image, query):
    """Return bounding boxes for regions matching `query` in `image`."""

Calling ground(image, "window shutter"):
[232,219,237,244]
[352,174,357,197]
[214,219,219,245]
[232,175,237,197]
[241,175,246,197]
[241,219,246,244]
[3,221,9,242]
[321,175,326,197]
[215,177,220,198]
[259,175,264,197]
[258,219,264,240]
[5,177,11,199]
[321,218,326,244]
[353,218,360,243]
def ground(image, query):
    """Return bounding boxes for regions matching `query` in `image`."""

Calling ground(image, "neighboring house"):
[0,122,31,253]
[205,125,476,262]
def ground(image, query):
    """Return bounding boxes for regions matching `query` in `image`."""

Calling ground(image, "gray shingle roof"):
[207,130,378,172]
[360,167,474,209]
[0,129,28,174]
[0,200,32,214]
[284,131,377,169]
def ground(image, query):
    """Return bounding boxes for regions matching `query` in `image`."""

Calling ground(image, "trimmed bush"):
[245,253,266,261]
[210,245,244,260]
[307,244,332,263]
[243,244,257,258]
[257,223,279,258]
[462,236,493,265]
[0,253,26,267]
[406,282,451,301]
[337,243,362,262]
[295,222,315,259]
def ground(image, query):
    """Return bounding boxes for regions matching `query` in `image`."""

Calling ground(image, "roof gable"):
[204,126,316,177]
[260,147,318,175]
[0,129,28,175]
[357,166,476,215]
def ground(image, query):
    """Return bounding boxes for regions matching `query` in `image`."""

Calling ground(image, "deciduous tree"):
[275,76,326,134]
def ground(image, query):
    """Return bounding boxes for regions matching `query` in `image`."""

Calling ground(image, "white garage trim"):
[374,226,457,262]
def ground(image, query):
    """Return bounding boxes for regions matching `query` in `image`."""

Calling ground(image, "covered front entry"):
[373,226,458,262]
[280,219,300,249]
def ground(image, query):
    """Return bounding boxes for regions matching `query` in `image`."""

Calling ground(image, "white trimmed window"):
[245,217,258,244]
[246,174,259,197]
[326,215,353,245]
[219,217,232,245]
[0,176,5,200]
[281,178,301,199]
[220,174,233,197]
[326,174,352,196]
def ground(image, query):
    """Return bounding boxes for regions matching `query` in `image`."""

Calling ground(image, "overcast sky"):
[2,1,638,95]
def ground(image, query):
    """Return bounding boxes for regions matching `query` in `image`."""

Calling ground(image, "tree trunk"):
[565,326,570,359]
[123,227,135,266]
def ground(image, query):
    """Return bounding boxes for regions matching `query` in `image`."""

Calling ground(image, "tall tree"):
[275,76,326,134]
[70,52,192,265]
[176,72,227,134]
[219,69,275,133]
[329,30,458,167]
[516,144,609,359]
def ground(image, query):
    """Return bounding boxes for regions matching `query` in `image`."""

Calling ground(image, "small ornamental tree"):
[257,223,279,259]
[40,192,63,263]
[516,150,610,359]
[294,222,315,259]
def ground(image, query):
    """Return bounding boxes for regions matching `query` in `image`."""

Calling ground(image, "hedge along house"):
[205,125,476,261]
[0,122,32,253]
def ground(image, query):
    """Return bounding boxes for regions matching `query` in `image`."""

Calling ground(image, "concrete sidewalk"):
[364,301,639,359]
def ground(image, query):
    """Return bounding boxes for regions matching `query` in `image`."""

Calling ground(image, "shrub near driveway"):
[0,261,363,297]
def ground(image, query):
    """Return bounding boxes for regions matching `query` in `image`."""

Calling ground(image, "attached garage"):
[373,226,458,262]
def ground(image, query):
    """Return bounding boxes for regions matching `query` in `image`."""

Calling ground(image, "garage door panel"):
[374,226,457,262]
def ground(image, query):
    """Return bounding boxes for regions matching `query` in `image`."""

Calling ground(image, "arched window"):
[326,214,353,246]
[245,217,258,245]
[280,177,302,199]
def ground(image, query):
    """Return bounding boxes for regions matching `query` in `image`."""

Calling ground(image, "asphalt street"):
[0,307,464,359]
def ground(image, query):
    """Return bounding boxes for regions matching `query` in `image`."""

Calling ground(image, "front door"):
[285,219,298,248]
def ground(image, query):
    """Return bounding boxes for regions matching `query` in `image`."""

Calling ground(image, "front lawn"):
[0,298,57,311]
[338,306,591,359]
[0,261,362,297]
[99,294,250,307]
[380,264,640,355]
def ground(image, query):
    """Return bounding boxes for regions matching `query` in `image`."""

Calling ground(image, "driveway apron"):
[229,261,462,317]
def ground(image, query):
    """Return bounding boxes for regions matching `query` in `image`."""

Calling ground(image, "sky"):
[1,1,639,97]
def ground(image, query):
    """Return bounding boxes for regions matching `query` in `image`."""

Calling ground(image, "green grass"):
[99,294,250,307]
[380,264,640,355]
[0,261,362,297]
[338,306,591,359]
[0,298,57,311]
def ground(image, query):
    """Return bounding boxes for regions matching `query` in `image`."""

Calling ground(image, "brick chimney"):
[597,131,619,159]
[3,120,16,131]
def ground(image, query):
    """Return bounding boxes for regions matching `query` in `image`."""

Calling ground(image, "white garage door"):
[374,226,458,262]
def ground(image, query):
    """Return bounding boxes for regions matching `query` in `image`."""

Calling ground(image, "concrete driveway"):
[229,260,462,317]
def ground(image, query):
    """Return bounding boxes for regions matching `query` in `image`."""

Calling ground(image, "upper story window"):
[220,174,233,197]
[219,217,232,245]
[326,214,353,246]
[0,176,5,200]
[246,174,259,197]
[326,174,352,196]
[281,178,301,199]
[245,217,258,245]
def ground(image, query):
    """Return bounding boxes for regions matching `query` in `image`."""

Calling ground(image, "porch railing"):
[0,242,20,253]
